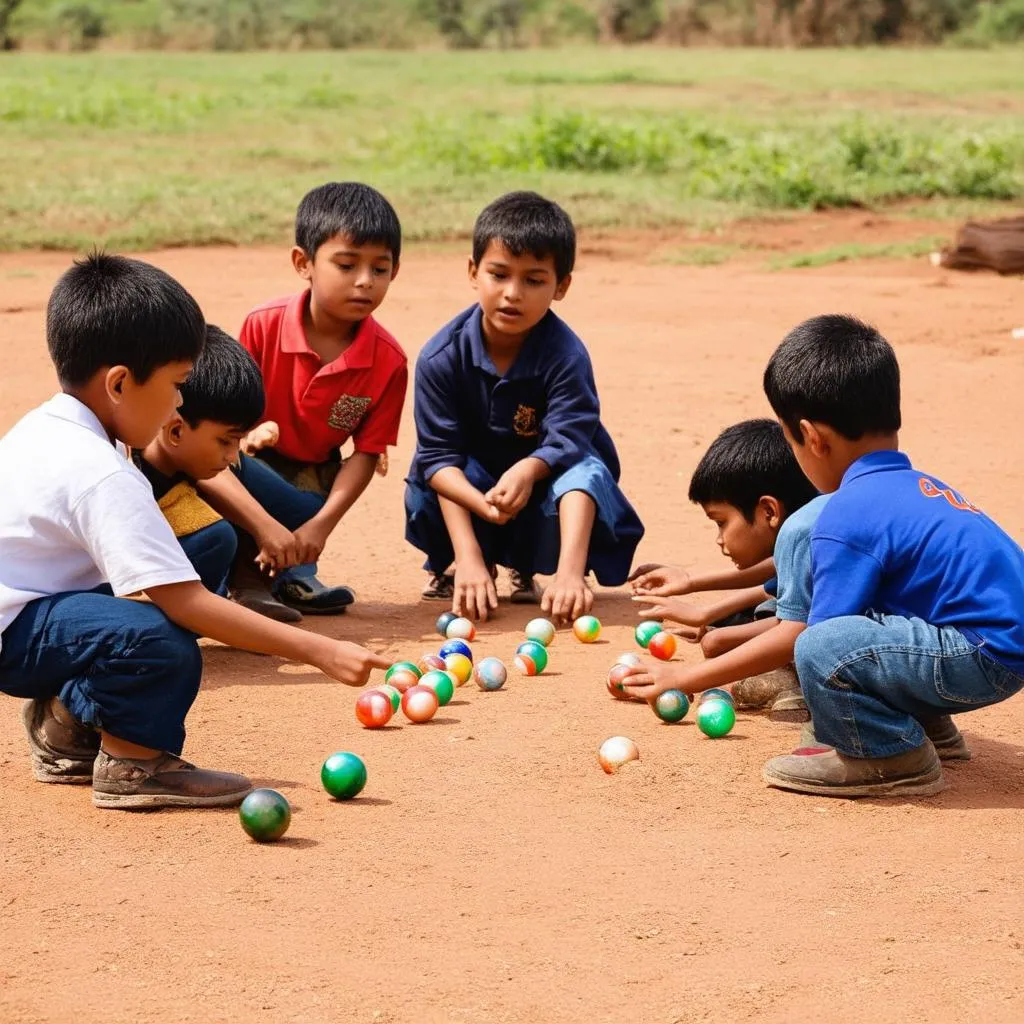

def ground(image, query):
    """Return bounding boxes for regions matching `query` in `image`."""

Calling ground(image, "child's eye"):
[490,272,507,280]
[337,263,354,272]
[373,267,390,276]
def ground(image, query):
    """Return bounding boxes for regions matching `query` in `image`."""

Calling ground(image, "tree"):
[1,0,24,50]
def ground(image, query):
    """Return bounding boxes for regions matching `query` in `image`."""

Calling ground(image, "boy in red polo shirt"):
[210,183,407,617]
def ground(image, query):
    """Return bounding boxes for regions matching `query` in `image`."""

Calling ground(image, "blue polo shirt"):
[808,450,1024,673]
[409,305,621,484]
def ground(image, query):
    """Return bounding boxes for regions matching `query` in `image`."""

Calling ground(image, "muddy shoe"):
[92,750,252,810]
[733,668,795,709]
[920,714,972,761]
[22,697,99,784]
[762,741,945,798]
[510,570,542,604]
[277,575,355,615]
[768,686,810,724]
[799,719,969,762]
[422,572,455,600]
[230,584,303,624]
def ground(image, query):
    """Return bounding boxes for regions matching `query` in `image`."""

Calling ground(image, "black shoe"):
[277,575,355,615]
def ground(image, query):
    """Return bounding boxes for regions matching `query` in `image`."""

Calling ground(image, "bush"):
[956,0,1024,44]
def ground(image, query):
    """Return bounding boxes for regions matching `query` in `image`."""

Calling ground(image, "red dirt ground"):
[1,218,1023,1024]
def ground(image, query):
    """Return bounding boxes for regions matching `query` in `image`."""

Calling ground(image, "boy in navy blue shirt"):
[760,314,1024,799]
[405,192,643,622]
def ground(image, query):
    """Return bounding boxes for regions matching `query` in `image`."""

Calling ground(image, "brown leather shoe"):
[230,584,303,623]
[22,697,99,784]
[798,718,969,762]
[92,750,252,810]
[919,714,972,761]
[763,740,945,798]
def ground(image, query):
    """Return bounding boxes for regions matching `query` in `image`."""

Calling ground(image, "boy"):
[758,314,1024,798]
[628,419,821,721]
[131,324,296,620]
[404,191,644,622]
[224,182,407,616]
[0,254,388,810]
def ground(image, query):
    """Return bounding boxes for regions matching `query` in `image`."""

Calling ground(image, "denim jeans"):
[179,518,238,595]
[404,453,644,586]
[795,613,1024,758]
[234,453,326,583]
[0,591,202,753]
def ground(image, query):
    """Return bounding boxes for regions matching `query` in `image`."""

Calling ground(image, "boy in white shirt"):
[0,253,388,810]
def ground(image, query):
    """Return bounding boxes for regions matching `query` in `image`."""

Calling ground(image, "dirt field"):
[1,216,1023,1024]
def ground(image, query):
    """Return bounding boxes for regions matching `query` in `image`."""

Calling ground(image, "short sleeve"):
[69,470,199,596]
[353,363,408,455]
[807,536,884,626]
[238,311,263,362]
[774,523,814,623]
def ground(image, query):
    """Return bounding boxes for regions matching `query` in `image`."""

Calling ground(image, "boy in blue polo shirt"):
[405,191,644,622]
[760,314,1024,798]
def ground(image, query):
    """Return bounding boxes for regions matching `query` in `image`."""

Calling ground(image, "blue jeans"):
[179,519,237,595]
[0,592,201,753]
[234,453,326,583]
[404,454,644,586]
[795,613,1024,758]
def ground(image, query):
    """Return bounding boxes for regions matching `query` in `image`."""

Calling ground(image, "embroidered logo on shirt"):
[513,404,540,438]
[328,395,372,433]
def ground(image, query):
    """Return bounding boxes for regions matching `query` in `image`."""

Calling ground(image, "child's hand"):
[242,421,280,456]
[621,661,689,701]
[293,519,331,564]
[629,563,693,597]
[486,465,536,516]
[482,502,513,526]
[314,640,391,687]
[255,522,302,575]
[631,594,708,629]
[541,573,593,624]
[454,560,499,622]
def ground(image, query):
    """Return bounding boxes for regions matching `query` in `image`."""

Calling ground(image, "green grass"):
[768,237,945,269]
[0,48,1022,251]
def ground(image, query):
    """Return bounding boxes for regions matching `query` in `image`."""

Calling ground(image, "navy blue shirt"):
[809,450,1024,673]
[409,305,621,484]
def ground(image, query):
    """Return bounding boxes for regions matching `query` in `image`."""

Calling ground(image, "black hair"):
[688,419,819,522]
[47,251,204,388]
[295,182,401,263]
[472,191,576,280]
[178,325,265,431]
[763,314,901,443]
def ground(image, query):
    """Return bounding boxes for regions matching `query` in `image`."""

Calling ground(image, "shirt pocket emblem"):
[513,404,539,438]
[328,395,372,433]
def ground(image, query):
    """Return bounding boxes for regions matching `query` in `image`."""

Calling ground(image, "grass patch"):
[654,244,741,266]
[0,49,1022,251]
[768,237,944,269]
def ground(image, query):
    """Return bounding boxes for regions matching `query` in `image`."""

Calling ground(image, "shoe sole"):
[762,764,947,798]
[30,761,94,784]
[92,787,252,810]
[934,741,972,761]
[768,705,812,724]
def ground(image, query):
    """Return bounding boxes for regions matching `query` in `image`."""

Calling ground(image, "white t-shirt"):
[0,393,199,650]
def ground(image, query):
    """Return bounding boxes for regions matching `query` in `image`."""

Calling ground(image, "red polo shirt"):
[239,291,408,464]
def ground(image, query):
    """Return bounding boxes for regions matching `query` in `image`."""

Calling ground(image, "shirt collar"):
[466,305,551,379]
[45,392,113,444]
[281,290,377,370]
[841,448,910,486]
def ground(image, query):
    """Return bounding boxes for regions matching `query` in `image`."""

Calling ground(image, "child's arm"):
[292,452,378,559]
[198,469,307,573]
[145,580,390,684]
[621,619,805,701]
[629,557,776,597]
[632,585,770,632]
[438,489,500,621]
[699,617,777,658]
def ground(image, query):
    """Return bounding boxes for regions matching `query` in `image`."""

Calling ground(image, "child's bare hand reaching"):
[628,563,693,597]
[542,573,593,624]
[454,560,499,622]
[632,594,708,630]
[621,661,688,702]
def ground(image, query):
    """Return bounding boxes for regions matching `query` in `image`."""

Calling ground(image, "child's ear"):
[105,366,130,402]
[165,415,185,447]
[292,246,313,281]
[467,258,479,290]
[553,274,572,302]
[757,495,784,530]
[802,420,828,459]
